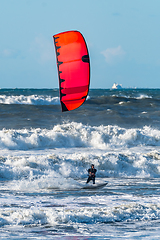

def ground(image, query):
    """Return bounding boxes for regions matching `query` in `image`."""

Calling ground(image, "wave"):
[0,123,160,151]
[1,197,160,227]
[1,146,160,184]
[1,122,160,183]
[0,92,154,106]
[135,94,152,99]
[0,95,60,105]
[111,94,152,99]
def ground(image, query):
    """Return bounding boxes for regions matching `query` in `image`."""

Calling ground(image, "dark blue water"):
[1,88,160,239]
[0,88,160,129]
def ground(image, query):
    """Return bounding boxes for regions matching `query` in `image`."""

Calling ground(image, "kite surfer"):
[86,164,97,184]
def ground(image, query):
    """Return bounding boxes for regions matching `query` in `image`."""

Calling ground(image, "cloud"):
[101,46,126,64]
[0,48,20,59]
[29,35,54,64]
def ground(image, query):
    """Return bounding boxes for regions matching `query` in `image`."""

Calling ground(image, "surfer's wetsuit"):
[87,165,97,184]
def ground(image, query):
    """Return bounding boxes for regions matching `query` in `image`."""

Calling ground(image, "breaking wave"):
[0,122,160,150]
[0,95,60,105]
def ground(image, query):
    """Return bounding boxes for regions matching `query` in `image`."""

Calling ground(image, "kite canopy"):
[53,30,90,112]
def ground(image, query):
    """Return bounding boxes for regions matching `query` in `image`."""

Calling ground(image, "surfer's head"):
[91,164,94,168]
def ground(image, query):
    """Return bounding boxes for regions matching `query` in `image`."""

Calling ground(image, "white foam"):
[136,94,152,99]
[111,93,152,99]
[1,144,160,237]
[1,193,160,231]
[1,124,160,151]
[0,95,60,105]
[1,146,160,190]
[1,123,160,187]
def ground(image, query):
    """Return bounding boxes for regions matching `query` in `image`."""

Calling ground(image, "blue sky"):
[1,0,160,89]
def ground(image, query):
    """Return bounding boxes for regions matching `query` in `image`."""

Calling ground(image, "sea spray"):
[1,123,160,150]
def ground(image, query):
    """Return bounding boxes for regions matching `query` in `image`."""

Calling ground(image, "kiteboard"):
[82,182,108,190]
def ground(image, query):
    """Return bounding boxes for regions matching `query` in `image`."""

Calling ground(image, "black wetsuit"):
[87,168,97,184]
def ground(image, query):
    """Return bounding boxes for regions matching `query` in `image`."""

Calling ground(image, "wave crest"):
[0,95,60,105]
[0,123,160,150]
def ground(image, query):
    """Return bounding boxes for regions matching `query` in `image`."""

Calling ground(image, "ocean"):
[1,88,160,239]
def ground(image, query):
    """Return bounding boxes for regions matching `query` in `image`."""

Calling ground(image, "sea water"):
[1,88,160,239]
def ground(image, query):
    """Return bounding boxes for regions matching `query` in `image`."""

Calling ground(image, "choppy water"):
[1,88,160,239]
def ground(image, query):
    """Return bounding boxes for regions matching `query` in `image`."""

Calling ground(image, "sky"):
[1,0,160,89]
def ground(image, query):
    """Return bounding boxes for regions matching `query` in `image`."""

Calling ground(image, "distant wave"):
[135,94,152,99]
[0,95,60,105]
[0,93,153,106]
[0,122,160,151]
[111,94,152,99]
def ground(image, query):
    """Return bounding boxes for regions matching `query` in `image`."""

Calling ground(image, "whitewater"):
[1,88,160,239]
